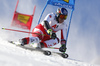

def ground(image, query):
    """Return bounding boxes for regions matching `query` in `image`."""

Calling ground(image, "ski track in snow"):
[0,38,97,66]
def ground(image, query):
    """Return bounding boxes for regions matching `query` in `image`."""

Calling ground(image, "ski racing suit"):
[25,13,67,48]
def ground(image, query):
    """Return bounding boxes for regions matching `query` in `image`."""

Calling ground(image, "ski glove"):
[47,29,57,39]
[59,44,66,52]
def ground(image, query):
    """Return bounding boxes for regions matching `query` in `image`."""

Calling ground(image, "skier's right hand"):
[59,44,67,52]
[47,29,57,39]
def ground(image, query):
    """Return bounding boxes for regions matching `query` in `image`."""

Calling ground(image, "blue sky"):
[0,0,100,65]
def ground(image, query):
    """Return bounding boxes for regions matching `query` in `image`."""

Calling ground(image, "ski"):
[8,40,69,58]
[8,41,51,55]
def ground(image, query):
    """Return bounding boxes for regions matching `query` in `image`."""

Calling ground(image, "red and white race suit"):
[29,13,67,47]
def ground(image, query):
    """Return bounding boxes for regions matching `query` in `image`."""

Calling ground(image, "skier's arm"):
[61,24,67,45]
[43,20,57,39]
[43,13,54,30]
[59,39,67,52]
[59,30,67,52]
[59,25,67,52]
[44,20,51,30]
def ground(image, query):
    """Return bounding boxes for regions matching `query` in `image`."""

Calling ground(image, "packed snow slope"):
[0,37,97,66]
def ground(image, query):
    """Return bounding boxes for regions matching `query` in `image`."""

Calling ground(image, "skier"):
[20,7,68,52]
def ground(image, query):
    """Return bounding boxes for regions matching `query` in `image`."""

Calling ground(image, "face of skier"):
[58,17,65,23]
[58,14,67,23]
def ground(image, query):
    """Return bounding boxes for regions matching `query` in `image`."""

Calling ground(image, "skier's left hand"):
[50,31,57,39]
[59,44,66,52]
[47,29,57,39]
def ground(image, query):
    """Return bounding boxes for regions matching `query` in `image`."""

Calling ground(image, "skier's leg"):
[40,38,59,48]
[20,25,45,46]
[20,31,43,46]
[19,37,40,45]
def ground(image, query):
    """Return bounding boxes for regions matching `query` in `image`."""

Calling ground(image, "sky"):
[0,0,100,65]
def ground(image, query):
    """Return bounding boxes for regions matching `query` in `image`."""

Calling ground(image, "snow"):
[0,37,97,66]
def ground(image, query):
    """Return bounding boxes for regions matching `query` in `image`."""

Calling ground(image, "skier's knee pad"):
[29,37,40,44]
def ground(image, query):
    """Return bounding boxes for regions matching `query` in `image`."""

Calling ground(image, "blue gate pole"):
[38,3,48,24]
[66,9,74,46]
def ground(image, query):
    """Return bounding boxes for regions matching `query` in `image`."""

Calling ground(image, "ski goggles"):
[59,14,67,20]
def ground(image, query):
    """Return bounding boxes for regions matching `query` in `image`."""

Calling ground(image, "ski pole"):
[2,28,46,36]
[48,47,59,49]
[48,47,67,54]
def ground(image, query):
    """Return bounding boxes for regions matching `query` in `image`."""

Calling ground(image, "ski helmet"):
[56,7,68,20]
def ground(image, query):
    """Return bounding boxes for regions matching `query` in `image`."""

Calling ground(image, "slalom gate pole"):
[38,2,48,24]
[65,9,74,46]
[2,28,45,36]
